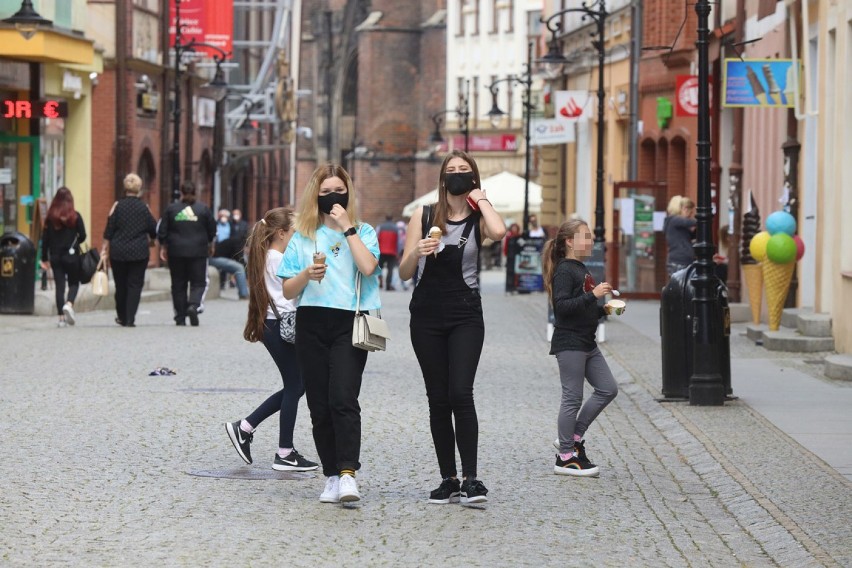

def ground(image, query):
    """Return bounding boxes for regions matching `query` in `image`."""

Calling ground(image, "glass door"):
[612,181,668,299]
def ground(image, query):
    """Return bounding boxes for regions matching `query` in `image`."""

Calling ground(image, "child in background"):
[542,219,619,477]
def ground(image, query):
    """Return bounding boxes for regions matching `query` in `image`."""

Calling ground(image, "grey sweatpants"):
[556,347,618,454]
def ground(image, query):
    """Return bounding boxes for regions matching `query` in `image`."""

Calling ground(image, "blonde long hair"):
[295,164,360,240]
[542,218,589,301]
[243,207,294,343]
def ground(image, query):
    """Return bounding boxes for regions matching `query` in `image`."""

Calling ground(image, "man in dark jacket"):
[157,181,217,326]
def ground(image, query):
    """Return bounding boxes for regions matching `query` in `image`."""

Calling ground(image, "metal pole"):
[463,79,470,152]
[628,0,641,180]
[689,0,725,405]
[171,0,182,202]
[522,41,532,235]
[594,7,606,243]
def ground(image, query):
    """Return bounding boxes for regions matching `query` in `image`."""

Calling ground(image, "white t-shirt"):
[266,249,297,319]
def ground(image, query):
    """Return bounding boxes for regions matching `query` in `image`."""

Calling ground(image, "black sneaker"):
[272,450,319,472]
[428,478,461,504]
[554,453,599,477]
[187,305,199,326]
[574,439,594,467]
[225,421,253,464]
[460,478,488,504]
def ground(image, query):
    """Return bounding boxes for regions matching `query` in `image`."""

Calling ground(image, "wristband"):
[343,227,357,237]
[477,198,491,206]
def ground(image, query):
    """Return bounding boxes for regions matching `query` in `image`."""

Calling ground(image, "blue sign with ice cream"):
[722,59,798,108]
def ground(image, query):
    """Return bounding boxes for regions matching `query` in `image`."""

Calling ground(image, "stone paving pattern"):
[1,271,849,566]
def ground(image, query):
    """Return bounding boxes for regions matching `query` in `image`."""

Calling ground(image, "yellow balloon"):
[749,230,771,262]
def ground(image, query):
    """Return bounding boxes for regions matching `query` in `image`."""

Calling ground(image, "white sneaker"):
[57,320,67,328]
[320,476,340,503]
[338,474,361,502]
[62,303,76,325]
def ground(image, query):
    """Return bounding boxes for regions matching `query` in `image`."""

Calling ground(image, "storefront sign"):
[530,118,575,146]
[723,59,798,108]
[170,0,234,57]
[554,91,591,121]
[2,99,68,119]
[675,75,713,116]
[439,134,518,152]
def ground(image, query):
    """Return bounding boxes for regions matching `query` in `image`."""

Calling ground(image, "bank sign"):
[529,118,575,146]
[723,59,798,108]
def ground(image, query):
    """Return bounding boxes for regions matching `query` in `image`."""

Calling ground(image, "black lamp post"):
[687,0,725,405]
[429,79,470,152]
[539,0,608,248]
[2,0,52,39]
[486,42,534,234]
[171,0,229,202]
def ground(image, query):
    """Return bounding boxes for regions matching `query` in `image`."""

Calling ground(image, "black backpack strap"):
[420,204,432,239]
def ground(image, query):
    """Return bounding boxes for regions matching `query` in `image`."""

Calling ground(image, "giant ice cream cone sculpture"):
[740,194,763,324]
[762,260,795,330]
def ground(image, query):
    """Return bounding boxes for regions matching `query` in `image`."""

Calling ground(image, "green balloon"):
[766,233,797,264]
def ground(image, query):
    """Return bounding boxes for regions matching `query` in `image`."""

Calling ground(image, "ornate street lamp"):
[429,79,471,152]
[486,42,534,234]
[2,0,52,40]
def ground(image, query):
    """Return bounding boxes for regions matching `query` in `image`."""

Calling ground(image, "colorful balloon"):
[793,234,805,261]
[766,233,797,264]
[749,230,771,262]
[766,211,797,236]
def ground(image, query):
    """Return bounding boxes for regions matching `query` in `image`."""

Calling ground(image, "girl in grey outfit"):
[542,219,619,477]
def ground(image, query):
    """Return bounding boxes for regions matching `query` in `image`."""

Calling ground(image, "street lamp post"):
[429,79,471,152]
[171,0,229,202]
[539,0,608,247]
[486,42,534,234]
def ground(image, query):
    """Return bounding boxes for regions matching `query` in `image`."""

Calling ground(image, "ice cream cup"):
[607,299,626,316]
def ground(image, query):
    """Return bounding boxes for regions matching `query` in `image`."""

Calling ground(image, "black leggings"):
[111,259,148,325]
[245,319,304,448]
[51,256,80,315]
[410,291,484,479]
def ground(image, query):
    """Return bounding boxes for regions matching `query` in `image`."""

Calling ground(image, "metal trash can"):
[0,231,37,314]
[660,264,732,399]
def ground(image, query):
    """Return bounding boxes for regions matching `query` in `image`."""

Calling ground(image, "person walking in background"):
[225,207,318,473]
[527,215,546,238]
[40,187,86,327]
[542,218,619,478]
[101,173,157,327]
[664,196,697,277]
[376,215,399,290]
[157,181,216,326]
[398,150,506,505]
[279,164,380,505]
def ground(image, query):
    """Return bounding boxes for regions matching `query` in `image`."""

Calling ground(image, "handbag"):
[92,257,110,297]
[269,300,296,344]
[79,246,100,284]
[352,272,390,352]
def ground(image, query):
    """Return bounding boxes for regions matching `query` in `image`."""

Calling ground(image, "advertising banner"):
[529,118,575,146]
[170,0,233,57]
[675,75,713,116]
[505,236,545,293]
[439,134,518,152]
[553,90,591,121]
[722,59,798,108]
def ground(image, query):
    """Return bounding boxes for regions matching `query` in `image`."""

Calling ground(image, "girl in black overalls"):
[399,150,506,505]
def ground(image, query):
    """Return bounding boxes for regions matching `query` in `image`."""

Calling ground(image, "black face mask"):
[317,191,349,215]
[445,172,476,196]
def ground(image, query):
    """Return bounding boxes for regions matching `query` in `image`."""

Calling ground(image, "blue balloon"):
[766,211,796,236]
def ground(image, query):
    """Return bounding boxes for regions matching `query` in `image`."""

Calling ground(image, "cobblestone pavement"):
[1,271,849,566]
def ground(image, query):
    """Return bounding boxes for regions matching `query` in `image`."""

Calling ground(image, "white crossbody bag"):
[352,272,390,352]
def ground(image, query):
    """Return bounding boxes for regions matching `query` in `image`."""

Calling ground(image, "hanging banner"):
[722,59,798,108]
[553,90,592,121]
[170,0,234,57]
[529,118,575,146]
[675,75,713,116]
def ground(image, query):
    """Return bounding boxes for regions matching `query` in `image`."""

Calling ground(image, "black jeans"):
[245,319,305,448]
[410,290,484,478]
[50,255,80,315]
[295,306,368,477]
[168,256,208,320]
[111,258,148,325]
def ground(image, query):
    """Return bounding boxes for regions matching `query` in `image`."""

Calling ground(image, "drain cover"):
[187,468,315,480]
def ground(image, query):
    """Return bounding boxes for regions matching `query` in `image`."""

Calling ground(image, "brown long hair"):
[542,218,589,301]
[294,164,360,240]
[45,187,78,230]
[243,207,294,342]
[430,150,482,233]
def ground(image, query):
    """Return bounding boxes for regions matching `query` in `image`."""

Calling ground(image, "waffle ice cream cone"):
[742,263,764,325]
[762,261,795,331]
[429,226,442,257]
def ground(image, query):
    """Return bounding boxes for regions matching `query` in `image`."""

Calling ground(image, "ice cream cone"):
[429,226,442,257]
[742,263,763,325]
[762,261,795,331]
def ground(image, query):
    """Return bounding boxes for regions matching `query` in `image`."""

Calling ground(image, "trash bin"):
[660,264,732,399]
[0,231,37,314]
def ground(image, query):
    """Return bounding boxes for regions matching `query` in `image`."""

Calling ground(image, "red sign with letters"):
[2,99,68,119]
[676,75,713,116]
[439,134,518,153]
[170,0,233,57]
